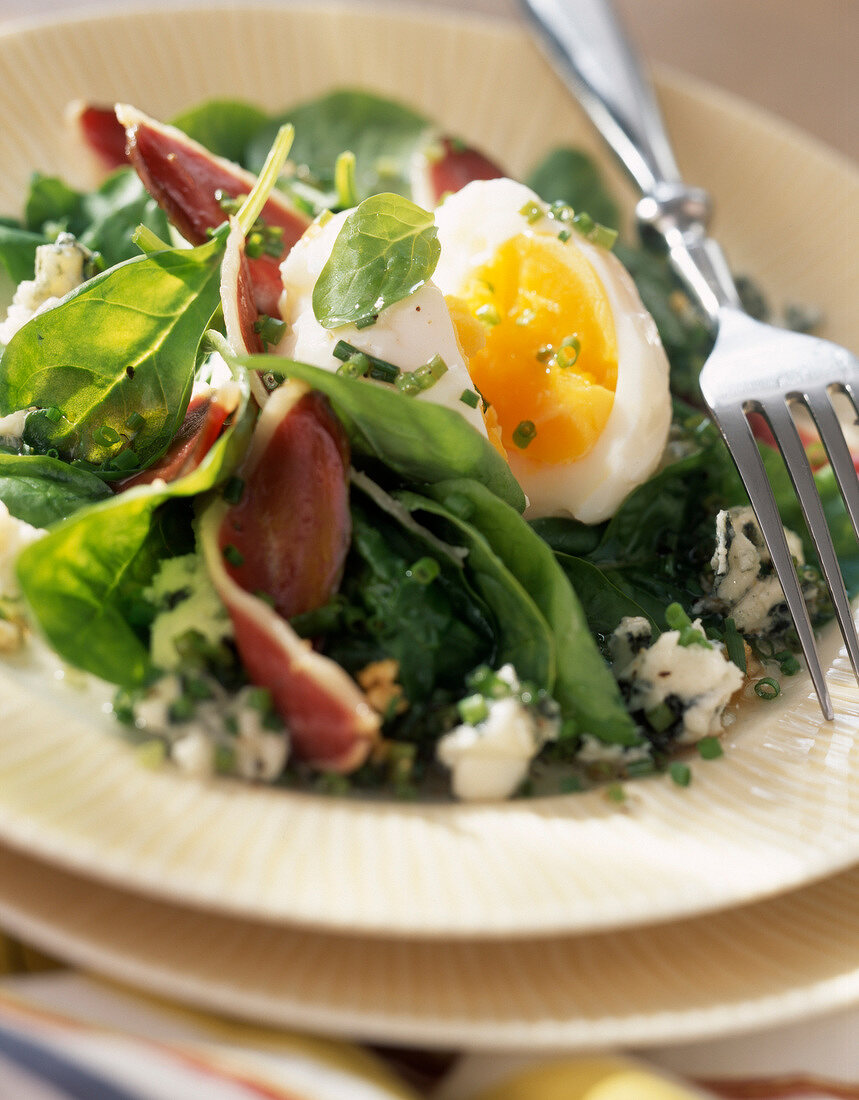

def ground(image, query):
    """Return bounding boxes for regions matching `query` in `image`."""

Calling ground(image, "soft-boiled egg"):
[275,210,489,438]
[434,178,671,523]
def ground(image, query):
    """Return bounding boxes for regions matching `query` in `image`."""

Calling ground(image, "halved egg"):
[275,210,489,439]
[434,178,671,523]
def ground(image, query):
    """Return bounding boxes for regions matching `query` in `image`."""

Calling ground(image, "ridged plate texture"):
[0,4,856,939]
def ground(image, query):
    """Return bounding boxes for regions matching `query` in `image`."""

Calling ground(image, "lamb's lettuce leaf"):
[169,99,271,164]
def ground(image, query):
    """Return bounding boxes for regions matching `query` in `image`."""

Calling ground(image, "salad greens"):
[312,193,440,328]
[0,86,854,800]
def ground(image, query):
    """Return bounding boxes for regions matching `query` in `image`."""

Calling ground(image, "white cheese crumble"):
[436,696,547,801]
[703,505,807,636]
[611,615,743,745]
[0,408,31,448]
[436,665,560,801]
[132,676,290,783]
[0,233,89,345]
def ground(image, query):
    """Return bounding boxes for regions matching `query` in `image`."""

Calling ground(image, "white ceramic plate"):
[0,4,857,939]
[0,839,856,1051]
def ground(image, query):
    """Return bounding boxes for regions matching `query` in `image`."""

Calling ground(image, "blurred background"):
[0,0,854,161]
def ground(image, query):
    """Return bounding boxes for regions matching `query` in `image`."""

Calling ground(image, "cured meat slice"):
[116,103,311,317]
[200,380,379,771]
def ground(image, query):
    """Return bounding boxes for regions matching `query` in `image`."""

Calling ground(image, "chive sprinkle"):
[93,425,121,447]
[125,411,145,431]
[332,340,399,382]
[460,389,480,408]
[697,736,724,760]
[512,420,537,449]
[669,761,692,787]
[476,303,501,326]
[44,405,62,423]
[457,693,488,726]
[754,677,781,700]
[724,617,747,673]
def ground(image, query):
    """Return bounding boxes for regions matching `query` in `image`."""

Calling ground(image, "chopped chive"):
[625,757,656,777]
[332,340,399,382]
[395,372,421,396]
[407,556,440,585]
[536,344,555,363]
[548,200,574,223]
[556,334,581,368]
[606,783,626,803]
[355,313,378,330]
[124,411,145,431]
[557,228,572,242]
[44,405,62,423]
[512,420,537,449]
[669,761,692,787]
[457,693,489,726]
[222,475,245,504]
[697,736,724,760]
[754,677,780,700]
[93,424,121,447]
[775,650,801,676]
[254,314,286,348]
[107,448,139,472]
[724,617,747,673]
[425,353,448,380]
[518,199,543,224]
[559,774,584,793]
[475,303,501,326]
[246,686,274,714]
[46,448,59,460]
[460,389,480,408]
[337,352,371,379]
[222,544,244,567]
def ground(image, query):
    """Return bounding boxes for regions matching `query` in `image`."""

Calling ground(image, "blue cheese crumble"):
[0,233,89,345]
[610,615,743,747]
[701,505,821,637]
[436,664,560,801]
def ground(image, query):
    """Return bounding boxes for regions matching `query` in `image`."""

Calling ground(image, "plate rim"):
[0,0,856,941]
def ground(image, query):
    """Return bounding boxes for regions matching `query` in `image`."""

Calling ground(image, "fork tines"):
[710,368,859,722]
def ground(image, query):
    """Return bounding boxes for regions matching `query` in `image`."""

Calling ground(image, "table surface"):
[0,0,855,162]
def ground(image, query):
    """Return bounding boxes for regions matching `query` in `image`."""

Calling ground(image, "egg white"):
[434,178,672,523]
[276,211,488,438]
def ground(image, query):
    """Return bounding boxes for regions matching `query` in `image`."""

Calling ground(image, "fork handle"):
[520,0,742,323]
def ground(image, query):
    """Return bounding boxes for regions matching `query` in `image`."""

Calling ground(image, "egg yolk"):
[455,233,618,465]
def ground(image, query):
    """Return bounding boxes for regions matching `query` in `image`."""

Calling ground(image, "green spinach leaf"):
[418,479,639,744]
[0,453,111,527]
[170,99,271,164]
[0,236,225,475]
[525,146,620,230]
[231,351,525,511]
[15,378,254,688]
[246,90,430,202]
[312,193,439,328]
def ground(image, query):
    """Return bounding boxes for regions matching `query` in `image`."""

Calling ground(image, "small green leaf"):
[0,236,225,475]
[225,349,525,513]
[0,453,111,527]
[312,193,440,328]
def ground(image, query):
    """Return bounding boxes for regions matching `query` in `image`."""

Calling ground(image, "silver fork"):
[521,0,859,719]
